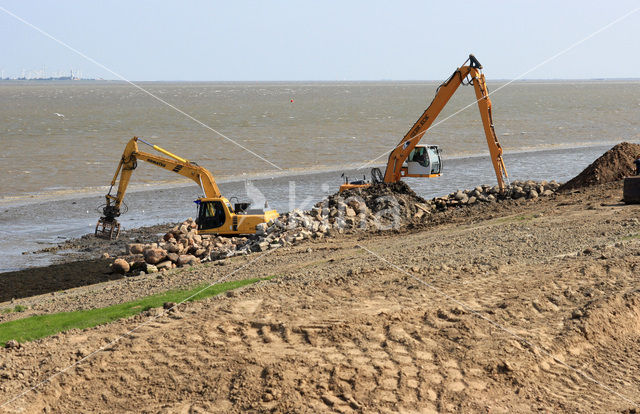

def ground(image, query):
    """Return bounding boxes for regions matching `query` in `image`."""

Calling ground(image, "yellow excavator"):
[95,137,279,239]
[340,54,508,192]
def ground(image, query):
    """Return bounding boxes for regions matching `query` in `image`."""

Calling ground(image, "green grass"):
[1,305,27,315]
[0,276,274,347]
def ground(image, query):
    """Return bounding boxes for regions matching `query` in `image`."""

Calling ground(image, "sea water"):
[1,80,639,271]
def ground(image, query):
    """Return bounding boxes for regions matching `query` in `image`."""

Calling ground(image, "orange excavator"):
[340,54,508,191]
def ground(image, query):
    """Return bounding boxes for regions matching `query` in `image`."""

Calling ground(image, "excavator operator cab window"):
[406,145,441,176]
[197,201,226,230]
[409,146,429,168]
[426,146,441,174]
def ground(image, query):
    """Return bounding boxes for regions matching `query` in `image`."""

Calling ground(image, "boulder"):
[166,243,181,254]
[129,243,145,254]
[112,258,130,274]
[177,254,199,266]
[145,264,158,274]
[144,248,167,265]
[255,241,270,252]
[166,252,179,263]
[511,187,525,199]
[156,260,172,271]
[211,249,230,260]
[130,260,147,273]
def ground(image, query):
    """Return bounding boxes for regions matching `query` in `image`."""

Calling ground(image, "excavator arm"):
[383,54,508,189]
[105,137,221,210]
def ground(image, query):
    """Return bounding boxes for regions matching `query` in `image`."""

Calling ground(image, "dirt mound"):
[567,290,640,345]
[560,142,640,191]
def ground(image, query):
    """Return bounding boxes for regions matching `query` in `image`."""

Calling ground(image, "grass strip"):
[0,276,273,347]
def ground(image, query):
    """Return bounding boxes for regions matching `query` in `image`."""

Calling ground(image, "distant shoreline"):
[1,78,639,84]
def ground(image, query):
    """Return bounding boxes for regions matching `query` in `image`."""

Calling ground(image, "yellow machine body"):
[195,196,280,236]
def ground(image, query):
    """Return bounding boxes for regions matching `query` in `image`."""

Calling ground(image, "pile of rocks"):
[110,180,560,275]
[432,179,560,209]
[111,219,250,275]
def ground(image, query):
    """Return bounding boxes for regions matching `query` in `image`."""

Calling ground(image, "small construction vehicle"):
[95,137,278,239]
[340,54,508,191]
[623,176,640,204]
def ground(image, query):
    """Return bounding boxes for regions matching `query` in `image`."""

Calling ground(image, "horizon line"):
[2,77,640,83]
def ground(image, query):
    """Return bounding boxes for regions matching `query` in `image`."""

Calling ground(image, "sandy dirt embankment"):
[1,179,639,413]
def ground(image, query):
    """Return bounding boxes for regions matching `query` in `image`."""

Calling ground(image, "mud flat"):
[2,144,640,412]
[0,223,177,304]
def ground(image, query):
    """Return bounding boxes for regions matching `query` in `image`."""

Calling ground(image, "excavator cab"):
[196,200,227,231]
[403,145,442,177]
[195,197,279,234]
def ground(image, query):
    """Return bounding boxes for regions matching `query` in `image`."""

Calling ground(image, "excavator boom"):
[104,137,221,213]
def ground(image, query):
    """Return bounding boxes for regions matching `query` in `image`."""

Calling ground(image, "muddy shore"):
[0,223,177,304]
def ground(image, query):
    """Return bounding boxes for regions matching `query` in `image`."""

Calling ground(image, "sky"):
[1,1,639,81]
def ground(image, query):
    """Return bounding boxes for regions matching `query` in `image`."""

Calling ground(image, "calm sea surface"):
[0,80,639,271]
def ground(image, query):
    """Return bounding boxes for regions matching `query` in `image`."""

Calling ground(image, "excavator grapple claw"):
[95,217,121,240]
